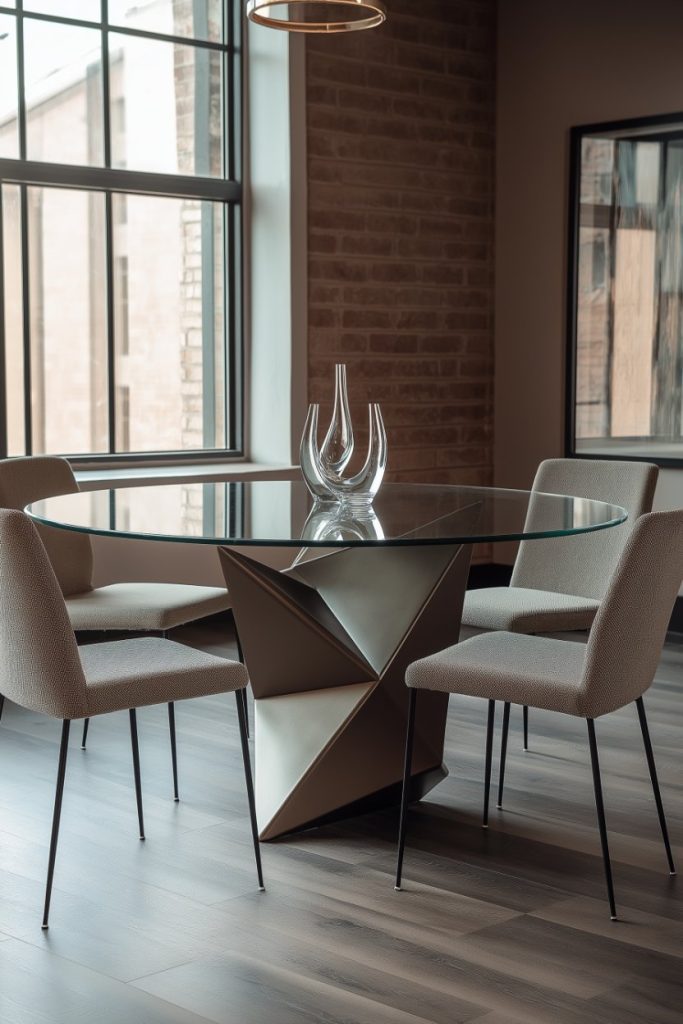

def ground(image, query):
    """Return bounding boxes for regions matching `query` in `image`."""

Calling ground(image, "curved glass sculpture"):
[320,364,354,475]
[324,403,387,509]
[300,400,387,508]
[300,404,334,502]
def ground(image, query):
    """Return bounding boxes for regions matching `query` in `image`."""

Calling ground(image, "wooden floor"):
[1,622,682,1023]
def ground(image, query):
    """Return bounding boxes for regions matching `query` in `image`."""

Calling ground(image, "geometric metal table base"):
[219,538,473,840]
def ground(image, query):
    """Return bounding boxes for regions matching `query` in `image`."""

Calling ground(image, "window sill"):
[75,460,299,492]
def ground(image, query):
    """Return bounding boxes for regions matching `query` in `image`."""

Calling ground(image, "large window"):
[568,112,683,465]
[0,1,241,462]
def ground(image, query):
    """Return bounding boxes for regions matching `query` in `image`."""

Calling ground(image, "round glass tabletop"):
[27,480,627,548]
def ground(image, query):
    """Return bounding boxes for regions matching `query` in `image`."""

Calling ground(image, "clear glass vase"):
[299,364,387,509]
[324,403,387,510]
[300,400,387,508]
[319,364,354,475]
[300,404,335,502]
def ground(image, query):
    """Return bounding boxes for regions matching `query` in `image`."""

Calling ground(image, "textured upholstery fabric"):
[0,455,231,630]
[0,455,93,597]
[67,583,231,631]
[0,511,247,721]
[408,510,683,719]
[511,458,658,600]
[579,509,683,717]
[407,631,587,714]
[81,637,247,716]
[461,586,599,633]
[462,458,657,634]
[0,510,90,719]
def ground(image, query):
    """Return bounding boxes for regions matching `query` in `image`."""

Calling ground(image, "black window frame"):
[566,110,683,469]
[0,0,243,466]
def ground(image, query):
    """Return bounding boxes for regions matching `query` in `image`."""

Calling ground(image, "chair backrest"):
[578,509,683,718]
[0,510,88,719]
[511,458,658,601]
[0,455,93,597]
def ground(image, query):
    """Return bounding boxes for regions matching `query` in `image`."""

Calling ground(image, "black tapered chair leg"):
[587,719,617,920]
[0,693,5,723]
[636,697,676,875]
[42,719,71,929]
[81,717,89,749]
[497,701,511,809]
[129,709,145,840]
[240,688,250,741]
[523,705,529,751]
[168,702,179,802]
[235,689,264,890]
[235,628,250,740]
[483,699,496,827]
[395,688,417,891]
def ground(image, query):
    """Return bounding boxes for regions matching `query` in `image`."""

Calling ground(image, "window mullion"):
[19,184,32,454]
[224,201,231,450]
[0,159,241,202]
[105,193,116,455]
[0,191,6,459]
[16,1,27,161]
[102,0,112,169]
[227,202,240,451]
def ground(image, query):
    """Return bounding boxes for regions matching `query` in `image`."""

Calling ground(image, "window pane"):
[108,0,223,43]
[24,20,103,165]
[24,2,101,20]
[27,187,108,455]
[2,185,25,456]
[576,225,611,439]
[109,33,223,176]
[0,15,19,159]
[575,126,683,460]
[112,193,225,454]
[580,138,614,206]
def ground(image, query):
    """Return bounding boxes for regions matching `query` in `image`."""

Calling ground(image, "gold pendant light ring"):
[246,0,387,34]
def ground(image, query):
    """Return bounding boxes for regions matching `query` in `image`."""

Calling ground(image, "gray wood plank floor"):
[1,621,682,1023]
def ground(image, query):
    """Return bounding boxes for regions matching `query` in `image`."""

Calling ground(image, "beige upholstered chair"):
[0,455,237,781]
[462,458,658,758]
[397,509,682,919]
[0,509,262,928]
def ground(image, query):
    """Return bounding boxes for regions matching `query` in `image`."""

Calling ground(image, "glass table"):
[29,481,626,839]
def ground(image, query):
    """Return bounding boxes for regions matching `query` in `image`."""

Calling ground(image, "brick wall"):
[305,0,496,490]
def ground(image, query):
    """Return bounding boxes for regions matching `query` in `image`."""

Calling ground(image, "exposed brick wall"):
[306,0,496,492]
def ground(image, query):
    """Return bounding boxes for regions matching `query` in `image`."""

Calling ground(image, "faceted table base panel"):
[219,541,472,840]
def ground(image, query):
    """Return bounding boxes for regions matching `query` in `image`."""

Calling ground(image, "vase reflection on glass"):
[300,503,386,544]
[299,364,387,510]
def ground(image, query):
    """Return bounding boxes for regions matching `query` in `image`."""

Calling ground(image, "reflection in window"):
[111,194,226,454]
[109,33,223,177]
[0,15,19,159]
[24,19,104,166]
[2,185,24,455]
[108,0,223,43]
[572,119,683,460]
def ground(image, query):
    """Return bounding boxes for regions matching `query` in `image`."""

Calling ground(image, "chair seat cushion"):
[461,586,600,633]
[66,582,231,632]
[81,637,248,716]
[406,631,588,716]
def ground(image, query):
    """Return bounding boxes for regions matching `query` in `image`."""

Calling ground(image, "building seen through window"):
[0,0,240,461]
